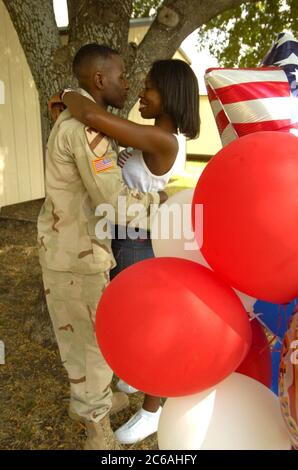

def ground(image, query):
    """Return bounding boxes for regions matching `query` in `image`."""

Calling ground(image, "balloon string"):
[250,313,278,354]
[277,303,282,338]
[248,314,274,354]
[283,302,292,332]
[259,333,277,355]
[272,302,295,353]
[282,303,288,336]
[281,302,296,335]
[292,303,298,322]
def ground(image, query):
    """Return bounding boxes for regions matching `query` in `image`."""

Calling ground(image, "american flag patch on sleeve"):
[92,156,113,174]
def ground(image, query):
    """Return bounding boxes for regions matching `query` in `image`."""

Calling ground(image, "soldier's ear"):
[94,71,104,90]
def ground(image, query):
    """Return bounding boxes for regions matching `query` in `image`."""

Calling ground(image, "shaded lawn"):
[167,161,206,197]
[0,160,207,450]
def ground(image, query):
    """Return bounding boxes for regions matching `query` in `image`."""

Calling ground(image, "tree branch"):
[124,0,259,112]
[139,0,259,66]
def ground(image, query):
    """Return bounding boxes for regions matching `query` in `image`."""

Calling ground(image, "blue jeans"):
[110,227,154,280]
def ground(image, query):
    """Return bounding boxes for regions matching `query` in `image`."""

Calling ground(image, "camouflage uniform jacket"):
[37,89,160,274]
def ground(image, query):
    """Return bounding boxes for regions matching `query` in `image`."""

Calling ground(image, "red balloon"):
[192,131,298,303]
[236,319,272,387]
[96,258,251,397]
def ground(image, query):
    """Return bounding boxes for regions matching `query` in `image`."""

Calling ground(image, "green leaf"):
[132,0,161,18]
[197,0,298,67]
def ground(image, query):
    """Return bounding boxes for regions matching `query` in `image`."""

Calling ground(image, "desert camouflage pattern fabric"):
[43,267,113,423]
[37,88,160,274]
[37,89,159,426]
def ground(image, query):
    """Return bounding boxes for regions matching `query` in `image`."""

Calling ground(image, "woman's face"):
[138,74,163,119]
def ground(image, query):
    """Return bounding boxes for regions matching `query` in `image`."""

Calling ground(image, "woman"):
[62,58,200,445]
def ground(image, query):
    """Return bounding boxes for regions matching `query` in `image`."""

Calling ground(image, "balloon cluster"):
[204,31,298,448]
[94,33,297,449]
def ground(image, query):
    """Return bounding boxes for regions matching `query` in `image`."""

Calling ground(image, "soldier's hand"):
[48,92,66,123]
[158,190,168,205]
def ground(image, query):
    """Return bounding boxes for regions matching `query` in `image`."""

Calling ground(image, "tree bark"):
[67,0,133,56]
[3,0,69,151]
[3,0,259,134]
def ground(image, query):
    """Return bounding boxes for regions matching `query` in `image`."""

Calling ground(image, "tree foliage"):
[132,0,161,17]
[198,0,298,67]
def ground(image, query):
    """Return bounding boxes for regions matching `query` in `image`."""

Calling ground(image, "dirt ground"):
[0,199,157,450]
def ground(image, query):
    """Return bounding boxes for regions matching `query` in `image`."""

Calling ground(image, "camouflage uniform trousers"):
[42,267,113,423]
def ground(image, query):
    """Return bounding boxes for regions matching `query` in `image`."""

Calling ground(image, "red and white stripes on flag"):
[205,67,298,147]
[117,148,133,168]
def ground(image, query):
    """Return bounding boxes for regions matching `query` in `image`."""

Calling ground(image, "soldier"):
[37,44,167,450]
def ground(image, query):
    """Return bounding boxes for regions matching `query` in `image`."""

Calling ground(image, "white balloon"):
[158,373,291,450]
[151,189,207,265]
[152,189,256,312]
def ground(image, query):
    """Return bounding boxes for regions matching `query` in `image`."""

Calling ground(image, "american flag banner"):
[205,32,298,147]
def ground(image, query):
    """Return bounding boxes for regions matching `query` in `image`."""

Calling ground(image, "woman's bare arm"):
[63,92,177,160]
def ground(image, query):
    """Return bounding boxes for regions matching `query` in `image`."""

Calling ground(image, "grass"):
[166,160,207,197]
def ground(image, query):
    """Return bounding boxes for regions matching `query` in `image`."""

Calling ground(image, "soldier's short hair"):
[72,43,119,79]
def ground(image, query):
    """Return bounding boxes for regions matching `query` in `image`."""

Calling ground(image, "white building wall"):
[0,0,44,208]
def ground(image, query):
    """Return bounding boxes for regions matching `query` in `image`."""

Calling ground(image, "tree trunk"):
[67,0,133,56]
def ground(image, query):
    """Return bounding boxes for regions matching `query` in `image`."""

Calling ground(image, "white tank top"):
[117,134,179,192]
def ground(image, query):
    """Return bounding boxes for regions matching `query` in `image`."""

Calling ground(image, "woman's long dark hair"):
[149,59,200,139]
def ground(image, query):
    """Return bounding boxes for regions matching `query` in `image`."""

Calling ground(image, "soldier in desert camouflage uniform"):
[37,44,165,450]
